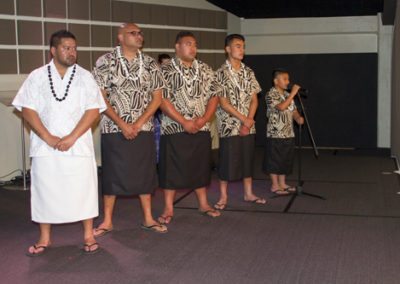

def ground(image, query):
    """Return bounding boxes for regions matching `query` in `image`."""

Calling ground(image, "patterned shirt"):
[93,47,166,134]
[160,57,220,135]
[266,87,296,138]
[215,61,261,138]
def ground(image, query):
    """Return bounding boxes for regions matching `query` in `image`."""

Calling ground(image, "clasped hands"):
[182,117,207,134]
[239,117,255,136]
[182,116,255,135]
[120,121,143,140]
[44,133,78,152]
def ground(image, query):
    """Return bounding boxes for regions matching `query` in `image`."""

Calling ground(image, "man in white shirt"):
[12,30,106,256]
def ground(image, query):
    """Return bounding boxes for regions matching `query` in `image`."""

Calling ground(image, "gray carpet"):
[1,152,400,284]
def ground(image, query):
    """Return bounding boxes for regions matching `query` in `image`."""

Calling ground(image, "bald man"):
[92,23,168,234]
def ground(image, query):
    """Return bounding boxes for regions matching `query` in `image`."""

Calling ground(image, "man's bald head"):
[117,23,144,51]
[118,23,139,36]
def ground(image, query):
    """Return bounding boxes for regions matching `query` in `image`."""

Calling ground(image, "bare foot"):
[214,199,227,210]
[158,211,174,224]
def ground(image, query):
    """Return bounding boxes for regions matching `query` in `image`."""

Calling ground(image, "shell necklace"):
[226,60,247,93]
[172,57,199,86]
[116,46,143,81]
[172,58,201,110]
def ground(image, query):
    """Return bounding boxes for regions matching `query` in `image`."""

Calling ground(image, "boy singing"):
[264,69,304,195]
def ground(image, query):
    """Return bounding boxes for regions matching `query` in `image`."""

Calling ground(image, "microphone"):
[286,86,308,98]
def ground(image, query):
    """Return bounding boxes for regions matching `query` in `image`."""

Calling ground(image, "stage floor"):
[1,150,400,284]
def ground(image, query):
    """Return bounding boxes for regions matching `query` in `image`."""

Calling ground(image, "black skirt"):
[101,131,157,196]
[158,131,211,190]
[263,137,295,175]
[218,134,255,181]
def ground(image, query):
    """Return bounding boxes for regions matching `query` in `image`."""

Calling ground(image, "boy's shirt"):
[266,87,296,138]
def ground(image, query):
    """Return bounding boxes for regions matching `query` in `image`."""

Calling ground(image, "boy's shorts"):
[263,137,295,175]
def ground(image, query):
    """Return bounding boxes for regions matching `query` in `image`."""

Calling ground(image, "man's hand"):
[242,117,255,129]
[130,121,143,138]
[194,117,207,130]
[239,125,250,136]
[182,119,199,134]
[55,134,77,152]
[120,121,137,140]
[290,84,301,96]
[43,134,62,148]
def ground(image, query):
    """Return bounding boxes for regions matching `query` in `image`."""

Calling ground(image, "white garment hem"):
[32,213,98,224]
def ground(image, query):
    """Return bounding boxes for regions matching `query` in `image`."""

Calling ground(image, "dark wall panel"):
[244,53,378,149]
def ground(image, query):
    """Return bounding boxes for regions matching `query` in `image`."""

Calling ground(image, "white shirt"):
[12,60,107,157]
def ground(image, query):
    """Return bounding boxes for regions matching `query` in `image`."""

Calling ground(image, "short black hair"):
[225,34,245,47]
[158,53,171,64]
[272,68,289,85]
[175,31,196,44]
[49,30,76,48]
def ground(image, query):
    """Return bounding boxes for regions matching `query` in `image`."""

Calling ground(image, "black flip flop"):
[285,187,297,193]
[245,198,267,204]
[26,244,49,257]
[83,243,100,255]
[200,209,220,218]
[272,189,290,196]
[141,224,168,234]
[93,227,112,237]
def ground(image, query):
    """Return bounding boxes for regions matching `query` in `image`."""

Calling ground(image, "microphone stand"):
[293,94,325,199]
[272,92,325,204]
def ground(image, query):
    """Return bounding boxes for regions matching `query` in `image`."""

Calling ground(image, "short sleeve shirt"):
[215,61,261,137]
[93,47,166,134]
[12,60,107,157]
[160,57,220,135]
[266,87,296,138]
